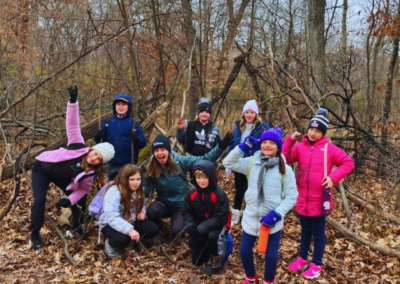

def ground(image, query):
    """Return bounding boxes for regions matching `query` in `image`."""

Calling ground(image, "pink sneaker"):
[241,277,259,284]
[287,257,308,272]
[301,263,322,279]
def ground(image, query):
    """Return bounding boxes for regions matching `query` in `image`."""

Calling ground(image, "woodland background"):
[0,0,400,283]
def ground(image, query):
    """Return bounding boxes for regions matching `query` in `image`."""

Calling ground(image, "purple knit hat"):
[259,126,283,152]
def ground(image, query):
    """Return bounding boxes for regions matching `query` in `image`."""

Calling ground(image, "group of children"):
[28,88,354,283]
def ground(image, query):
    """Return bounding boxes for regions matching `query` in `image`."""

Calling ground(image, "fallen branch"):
[44,213,76,266]
[343,182,400,224]
[0,143,28,221]
[160,246,196,268]
[327,216,400,259]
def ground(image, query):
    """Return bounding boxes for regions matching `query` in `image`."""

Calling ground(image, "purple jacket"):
[36,102,94,205]
[282,135,354,216]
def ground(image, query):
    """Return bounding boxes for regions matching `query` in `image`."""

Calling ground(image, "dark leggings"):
[233,172,248,210]
[299,214,327,266]
[146,201,185,237]
[102,219,160,249]
[30,160,86,235]
[189,229,224,266]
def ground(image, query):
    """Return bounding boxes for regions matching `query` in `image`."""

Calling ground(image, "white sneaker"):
[105,238,116,259]
[231,209,242,226]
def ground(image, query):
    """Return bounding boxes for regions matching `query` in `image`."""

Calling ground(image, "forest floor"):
[0,169,399,284]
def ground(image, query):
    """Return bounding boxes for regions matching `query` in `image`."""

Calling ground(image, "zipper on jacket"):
[306,145,314,216]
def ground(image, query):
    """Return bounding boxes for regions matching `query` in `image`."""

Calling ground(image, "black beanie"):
[308,108,329,135]
[197,97,212,115]
[152,135,171,153]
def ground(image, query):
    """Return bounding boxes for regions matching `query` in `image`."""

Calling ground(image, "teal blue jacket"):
[145,145,224,210]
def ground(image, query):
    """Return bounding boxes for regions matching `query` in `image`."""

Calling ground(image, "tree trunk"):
[307,0,326,99]
[217,0,251,74]
[151,0,167,95]
[181,0,200,120]
[341,0,348,54]
[117,0,142,119]
[382,1,400,148]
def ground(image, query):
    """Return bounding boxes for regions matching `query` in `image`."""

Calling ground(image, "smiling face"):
[243,110,256,123]
[115,100,129,115]
[307,127,323,142]
[129,172,141,191]
[195,175,209,189]
[86,149,103,166]
[198,111,211,124]
[154,148,169,165]
[260,140,278,157]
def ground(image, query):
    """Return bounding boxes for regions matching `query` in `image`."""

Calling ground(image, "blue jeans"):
[240,230,281,282]
[299,214,327,266]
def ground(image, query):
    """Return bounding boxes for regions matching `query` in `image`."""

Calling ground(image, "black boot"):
[30,233,44,250]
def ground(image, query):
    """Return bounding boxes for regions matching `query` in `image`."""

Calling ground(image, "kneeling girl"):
[99,164,159,258]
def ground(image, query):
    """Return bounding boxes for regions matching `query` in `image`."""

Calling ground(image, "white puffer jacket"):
[223,146,298,236]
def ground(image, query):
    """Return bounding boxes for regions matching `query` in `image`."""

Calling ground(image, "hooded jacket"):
[223,146,298,236]
[182,160,229,236]
[227,120,270,157]
[144,145,224,210]
[282,135,354,216]
[35,102,94,205]
[95,94,146,164]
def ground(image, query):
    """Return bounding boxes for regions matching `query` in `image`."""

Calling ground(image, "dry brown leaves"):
[0,171,399,283]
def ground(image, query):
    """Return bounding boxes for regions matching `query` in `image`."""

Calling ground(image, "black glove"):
[187,224,198,236]
[94,130,103,142]
[57,198,72,208]
[218,132,233,150]
[131,132,139,143]
[67,85,78,103]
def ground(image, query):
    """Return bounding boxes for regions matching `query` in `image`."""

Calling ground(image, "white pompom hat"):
[92,142,115,164]
[242,99,259,115]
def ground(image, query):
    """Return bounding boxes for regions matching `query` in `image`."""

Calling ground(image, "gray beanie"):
[92,142,115,164]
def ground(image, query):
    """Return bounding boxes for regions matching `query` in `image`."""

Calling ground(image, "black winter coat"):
[182,160,229,236]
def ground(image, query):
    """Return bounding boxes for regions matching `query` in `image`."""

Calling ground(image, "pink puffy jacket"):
[282,135,354,217]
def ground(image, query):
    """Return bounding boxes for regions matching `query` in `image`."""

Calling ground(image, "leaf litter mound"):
[0,170,399,284]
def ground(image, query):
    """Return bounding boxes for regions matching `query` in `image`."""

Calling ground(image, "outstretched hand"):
[238,136,259,154]
[219,132,233,150]
[177,117,186,130]
[67,85,78,103]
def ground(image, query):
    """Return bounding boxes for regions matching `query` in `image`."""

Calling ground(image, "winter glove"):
[94,130,103,142]
[57,198,72,208]
[218,132,233,150]
[187,224,198,236]
[238,136,259,154]
[67,86,78,103]
[225,168,232,178]
[131,132,139,143]
[260,210,281,227]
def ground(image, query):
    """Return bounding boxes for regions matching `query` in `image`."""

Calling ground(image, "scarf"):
[257,155,280,203]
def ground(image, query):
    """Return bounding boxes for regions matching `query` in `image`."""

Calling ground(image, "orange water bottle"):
[257,224,270,253]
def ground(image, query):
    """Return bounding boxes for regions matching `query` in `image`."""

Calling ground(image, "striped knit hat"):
[308,108,329,135]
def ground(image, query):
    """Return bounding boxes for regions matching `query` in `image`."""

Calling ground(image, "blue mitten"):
[238,136,259,154]
[260,210,282,227]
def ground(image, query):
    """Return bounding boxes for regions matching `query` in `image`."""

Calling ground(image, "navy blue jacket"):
[94,94,146,164]
[227,120,270,157]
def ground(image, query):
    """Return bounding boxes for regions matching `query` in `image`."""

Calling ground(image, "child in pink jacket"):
[282,108,354,279]
[29,86,115,250]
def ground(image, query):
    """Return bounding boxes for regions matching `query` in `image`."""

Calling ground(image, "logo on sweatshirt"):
[195,129,206,141]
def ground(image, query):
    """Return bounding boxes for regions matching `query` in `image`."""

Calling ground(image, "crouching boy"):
[182,160,231,276]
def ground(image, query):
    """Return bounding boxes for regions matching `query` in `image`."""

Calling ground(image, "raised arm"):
[66,86,84,146]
